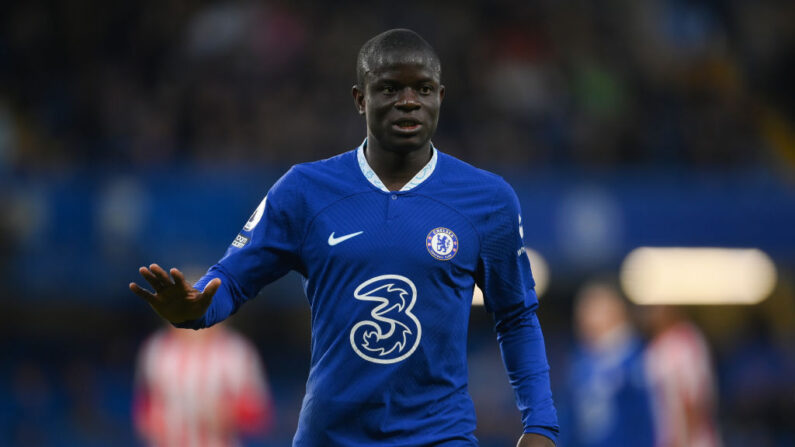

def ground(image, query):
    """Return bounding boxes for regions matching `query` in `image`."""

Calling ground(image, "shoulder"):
[433,151,521,215]
[141,329,169,352]
[217,329,260,359]
[437,151,507,185]
[271,149,363,196]
[138,329,171,368]
[265,149,368,213]
[290,150,358,182]
[437,152,518,199]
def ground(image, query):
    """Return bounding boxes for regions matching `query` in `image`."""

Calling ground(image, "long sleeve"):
[174,263,250,329]
[475,178,559,442]
[495,300,559,441]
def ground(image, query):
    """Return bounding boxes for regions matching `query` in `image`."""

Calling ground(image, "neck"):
[365,137,433,191]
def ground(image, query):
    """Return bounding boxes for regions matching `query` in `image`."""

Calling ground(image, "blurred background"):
[1,0,793,446]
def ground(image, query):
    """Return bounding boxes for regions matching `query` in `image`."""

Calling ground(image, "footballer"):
[131,29,559,447]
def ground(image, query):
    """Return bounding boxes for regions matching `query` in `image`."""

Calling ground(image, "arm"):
[477,180,559,445]
[131,168,304,327]
[172,263,254,329]
[494,297,558,444]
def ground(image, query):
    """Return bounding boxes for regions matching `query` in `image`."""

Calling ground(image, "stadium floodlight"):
[473,248,549,306]
[620,247,777,305]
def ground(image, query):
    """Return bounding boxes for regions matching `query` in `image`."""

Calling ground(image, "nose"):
[395,87,420,111]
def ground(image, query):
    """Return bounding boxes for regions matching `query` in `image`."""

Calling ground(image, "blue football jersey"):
[184,141,559,446]
[559,335,656,447]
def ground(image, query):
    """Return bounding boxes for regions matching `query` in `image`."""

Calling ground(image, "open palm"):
[129,263,220,324]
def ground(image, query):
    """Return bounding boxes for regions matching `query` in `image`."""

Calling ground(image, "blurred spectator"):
[641,305,723,447]
[559,280,655,447]
[1,0,789,171]
[133,323,273,447]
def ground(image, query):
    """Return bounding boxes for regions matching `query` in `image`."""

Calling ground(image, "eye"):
[382,85,396,94]
[419,85,434,95]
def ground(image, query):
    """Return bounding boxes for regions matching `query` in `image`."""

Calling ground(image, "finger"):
[139,266,165,290]
[129,282,158,305]
[149,264,173,286]
[170,268,189,287]
[200,278,222,300]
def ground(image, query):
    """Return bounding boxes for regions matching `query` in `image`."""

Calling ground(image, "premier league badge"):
[426,227,459,261]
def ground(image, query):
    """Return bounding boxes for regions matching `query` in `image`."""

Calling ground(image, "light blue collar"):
[356,139,438,192]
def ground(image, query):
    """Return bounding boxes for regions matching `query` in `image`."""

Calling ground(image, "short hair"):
[356,29,441,87]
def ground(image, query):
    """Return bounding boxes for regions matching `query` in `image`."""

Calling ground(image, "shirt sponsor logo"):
[350,275,422,364]
[328,231,364,246]
[231,234,249,248]
[426,227,458,261]
[243,197,267,232]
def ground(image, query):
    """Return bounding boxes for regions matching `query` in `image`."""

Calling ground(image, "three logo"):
[350,275,422,364]
[343,229,457,364]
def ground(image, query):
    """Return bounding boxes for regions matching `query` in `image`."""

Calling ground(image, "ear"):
[439,84,445,103]
[352,85,365,115]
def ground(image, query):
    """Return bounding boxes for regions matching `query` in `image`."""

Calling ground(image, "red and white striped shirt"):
[134,325,273,447]
[645,322,722,447]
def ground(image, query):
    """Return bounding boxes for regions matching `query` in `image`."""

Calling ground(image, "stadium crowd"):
[1,0,792,171]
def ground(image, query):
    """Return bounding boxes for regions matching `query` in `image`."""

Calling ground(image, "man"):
[133,323,274,446]
[559,280,655,447]
[641,306,722,447]
[131,29,558,446]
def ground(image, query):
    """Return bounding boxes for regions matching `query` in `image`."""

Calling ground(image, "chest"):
[300,193,480,278]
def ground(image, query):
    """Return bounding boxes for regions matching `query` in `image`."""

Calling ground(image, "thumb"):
[201,278,222,299]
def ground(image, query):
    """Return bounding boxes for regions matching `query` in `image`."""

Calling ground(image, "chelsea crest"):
[426,227,459,261]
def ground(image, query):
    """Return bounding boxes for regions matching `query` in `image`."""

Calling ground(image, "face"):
[575,285,627,344]
[353,52,444,153]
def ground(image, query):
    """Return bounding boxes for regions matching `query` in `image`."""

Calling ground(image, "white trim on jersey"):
[356,139,438,192]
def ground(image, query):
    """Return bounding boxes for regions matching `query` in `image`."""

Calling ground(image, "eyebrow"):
[372,72,440,83]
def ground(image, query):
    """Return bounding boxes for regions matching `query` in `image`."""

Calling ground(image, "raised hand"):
[129,264,220,324]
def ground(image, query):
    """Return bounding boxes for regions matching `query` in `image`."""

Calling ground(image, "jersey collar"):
[356,139,438,193]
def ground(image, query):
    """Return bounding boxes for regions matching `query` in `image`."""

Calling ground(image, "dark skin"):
[356,51,554,447]
[129,264,220,323]
[131,49,554,447]
[352,52,444,191]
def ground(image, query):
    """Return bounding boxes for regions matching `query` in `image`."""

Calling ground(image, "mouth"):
[392,119,422,134]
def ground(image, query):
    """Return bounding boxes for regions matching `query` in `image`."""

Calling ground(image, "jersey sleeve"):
[475,179,559,442]
[176,167,306,329]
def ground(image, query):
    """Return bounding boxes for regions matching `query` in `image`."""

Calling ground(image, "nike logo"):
[328,231,364,246]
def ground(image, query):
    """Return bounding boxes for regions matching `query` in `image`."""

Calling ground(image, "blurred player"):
[131,29,558,446]
[559,280,655,447]
[641,305,723,447]
[133,323,273,447]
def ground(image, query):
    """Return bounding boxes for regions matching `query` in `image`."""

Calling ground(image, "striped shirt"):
[645,322,722,447]
[134,326,273,447]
